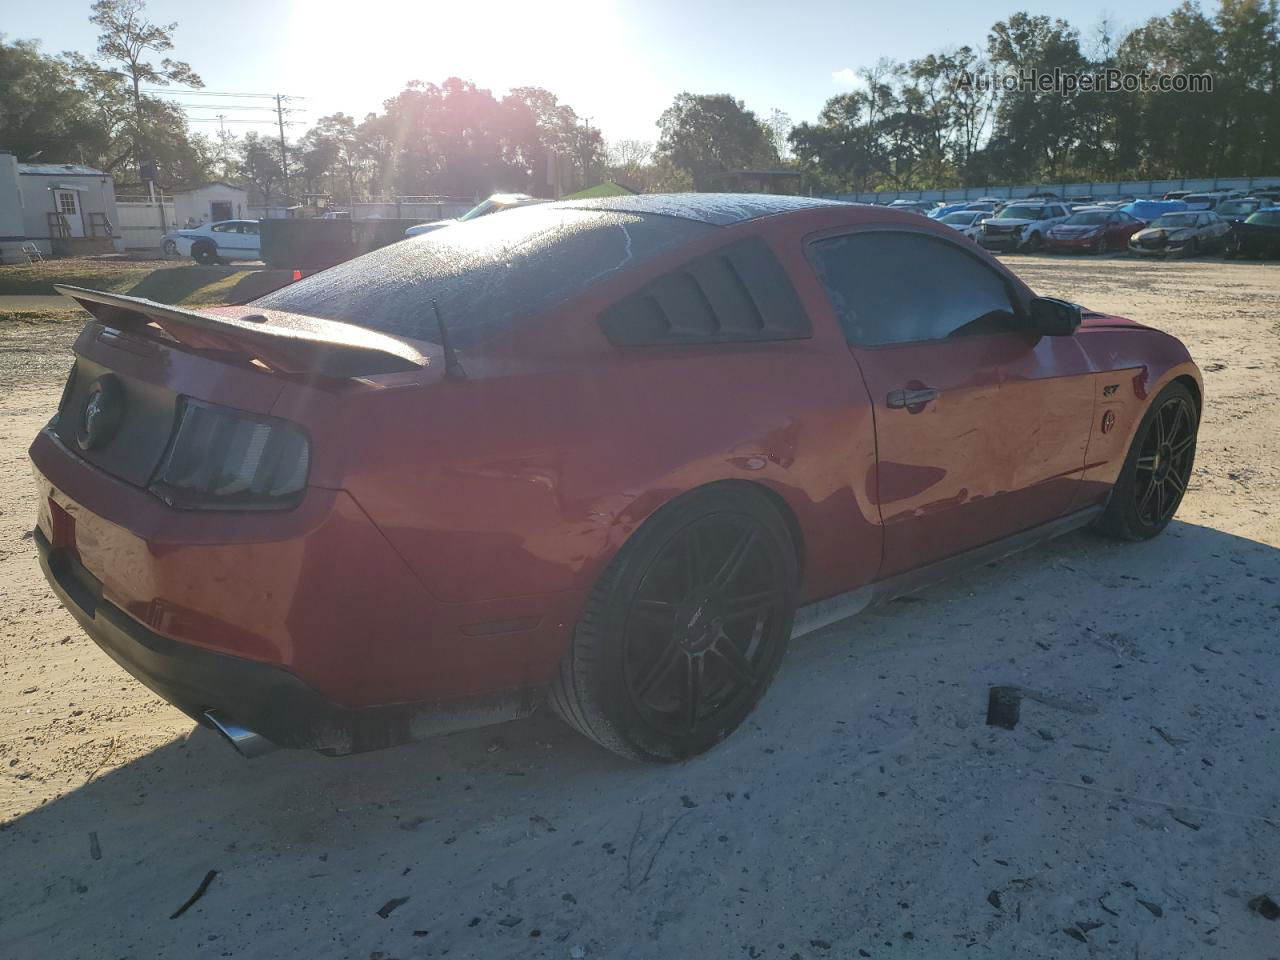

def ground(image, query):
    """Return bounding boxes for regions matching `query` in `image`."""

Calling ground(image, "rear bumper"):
[35,527,536,755]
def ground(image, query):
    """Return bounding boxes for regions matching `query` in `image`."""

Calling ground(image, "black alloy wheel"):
[550,486,797,762]
[1132,393,1197,528]
[1096,382,1198,541]
[622,513,787,738]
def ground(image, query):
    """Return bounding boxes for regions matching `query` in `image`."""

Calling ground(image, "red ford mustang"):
[31,195,1201,762]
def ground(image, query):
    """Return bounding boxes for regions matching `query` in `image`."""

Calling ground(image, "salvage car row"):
[889,190,1280,259]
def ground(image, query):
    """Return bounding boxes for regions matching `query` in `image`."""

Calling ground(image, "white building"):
[173,182,250,227]
[0,152,123,262]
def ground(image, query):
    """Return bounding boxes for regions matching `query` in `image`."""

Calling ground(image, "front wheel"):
[163,239,178,256]
[1096,382,1198,541]
[550,486,798,762]
[1024,232,1044,253]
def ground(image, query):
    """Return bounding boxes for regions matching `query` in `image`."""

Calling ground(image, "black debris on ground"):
[376,897,409,919]
[986,686,1021,730]
[169,870,217,920]
[1248,895,1280,920]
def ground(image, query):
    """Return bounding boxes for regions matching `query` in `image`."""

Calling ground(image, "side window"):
[242,222,260,235]
[599,237,810,346]
[810,231,1021,347]
[211,223,235,233]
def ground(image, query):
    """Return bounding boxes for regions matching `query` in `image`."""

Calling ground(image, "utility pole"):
[275,94,291,190]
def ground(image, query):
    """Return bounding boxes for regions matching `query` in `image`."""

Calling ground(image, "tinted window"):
[810,231,1020,346]
[255,207,714,347]
[599,238,809,346]
[1247,211,1280,225]
[211,223,237,233]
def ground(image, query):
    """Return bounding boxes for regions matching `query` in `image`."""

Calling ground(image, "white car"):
[173,220,263,264]
[937,209,991,241]
[978,201,1072,253]
[404,194,544,238]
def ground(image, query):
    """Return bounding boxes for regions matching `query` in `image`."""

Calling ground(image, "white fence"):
[826,175,1280,205]
[115,197,175,252]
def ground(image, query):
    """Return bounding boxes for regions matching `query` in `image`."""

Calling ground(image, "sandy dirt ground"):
[0,256,1277,959]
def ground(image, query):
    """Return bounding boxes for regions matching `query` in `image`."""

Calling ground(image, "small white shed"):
[0,153,123,261]
[173,182,250,227]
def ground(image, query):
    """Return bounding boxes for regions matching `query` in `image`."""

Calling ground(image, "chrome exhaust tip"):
[203,710,277,758]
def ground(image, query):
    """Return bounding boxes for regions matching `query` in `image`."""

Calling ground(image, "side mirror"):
[1028,296,1081,336]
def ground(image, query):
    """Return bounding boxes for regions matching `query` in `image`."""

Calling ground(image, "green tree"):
[240,131,283,205]
[655,93,777,190]
[89,0,203,181]
[0,37,106,162]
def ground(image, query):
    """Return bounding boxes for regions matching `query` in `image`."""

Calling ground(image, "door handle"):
[886,386,939,410]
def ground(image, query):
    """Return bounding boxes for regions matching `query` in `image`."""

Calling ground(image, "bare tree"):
[766,109,793,161]
[607,139,654,171]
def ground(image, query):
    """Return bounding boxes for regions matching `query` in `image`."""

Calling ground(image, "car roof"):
[1070,206,1114,213]
[554,192,846,226]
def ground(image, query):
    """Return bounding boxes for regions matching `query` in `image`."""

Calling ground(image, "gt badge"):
[1102,384,1119,397]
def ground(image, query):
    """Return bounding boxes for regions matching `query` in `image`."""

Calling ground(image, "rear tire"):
[192,242,218,265]
[1095,382,1198,541]
[1025,232,1044,253]
[550,485,798,762]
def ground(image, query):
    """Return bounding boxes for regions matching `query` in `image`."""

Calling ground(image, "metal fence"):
[352,197,474,221]
[824,175,1280,205]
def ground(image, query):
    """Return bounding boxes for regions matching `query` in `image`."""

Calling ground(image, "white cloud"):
[832,67,857,85]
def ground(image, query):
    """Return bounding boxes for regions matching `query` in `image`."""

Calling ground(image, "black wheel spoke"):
[683,526,706,592]
[631,599,676,631]
[1138,478,1158,519]
[1172,435,1195,457]
[723,588,780,622]
[680,655,703,733]
[1167,470,1186,495]
[635,642,683,701]
[1154,409,1168,446]
[711,528,756,590]
[1135,454,1157,472]
[710,637,757,688]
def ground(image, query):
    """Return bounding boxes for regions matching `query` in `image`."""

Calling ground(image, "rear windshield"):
[994,205,1042,219]
[941,212,979,224]
[1065,212,1108,225]
[1247,211,1280,225]
[1216,200,1258,215]
[254,207,714,347]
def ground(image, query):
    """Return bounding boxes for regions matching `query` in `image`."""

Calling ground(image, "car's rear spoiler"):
[55,284,429,379]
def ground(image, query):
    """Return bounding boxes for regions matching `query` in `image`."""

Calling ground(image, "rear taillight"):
[150,398,310,511]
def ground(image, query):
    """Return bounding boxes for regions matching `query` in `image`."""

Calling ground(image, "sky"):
[4,0,1184,145]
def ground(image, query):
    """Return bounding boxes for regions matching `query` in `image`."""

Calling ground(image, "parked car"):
[1046,207,1144,253]
[1181,191,1240,211]
[1119,199,1189,223]
[928,202,972,220]
[886,199,937,216]
[979,201,1072,252]
[937,209,990,240]
[404,193,544,237]
[1129,210,1229,257]
[1224,209,1280,259]
[173,219,262,264]
[1213,197,1273,223]
[1162,190,1192,201]
[36,195,1202,762]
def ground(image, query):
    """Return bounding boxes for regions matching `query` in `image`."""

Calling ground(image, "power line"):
[141,88,302,99]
